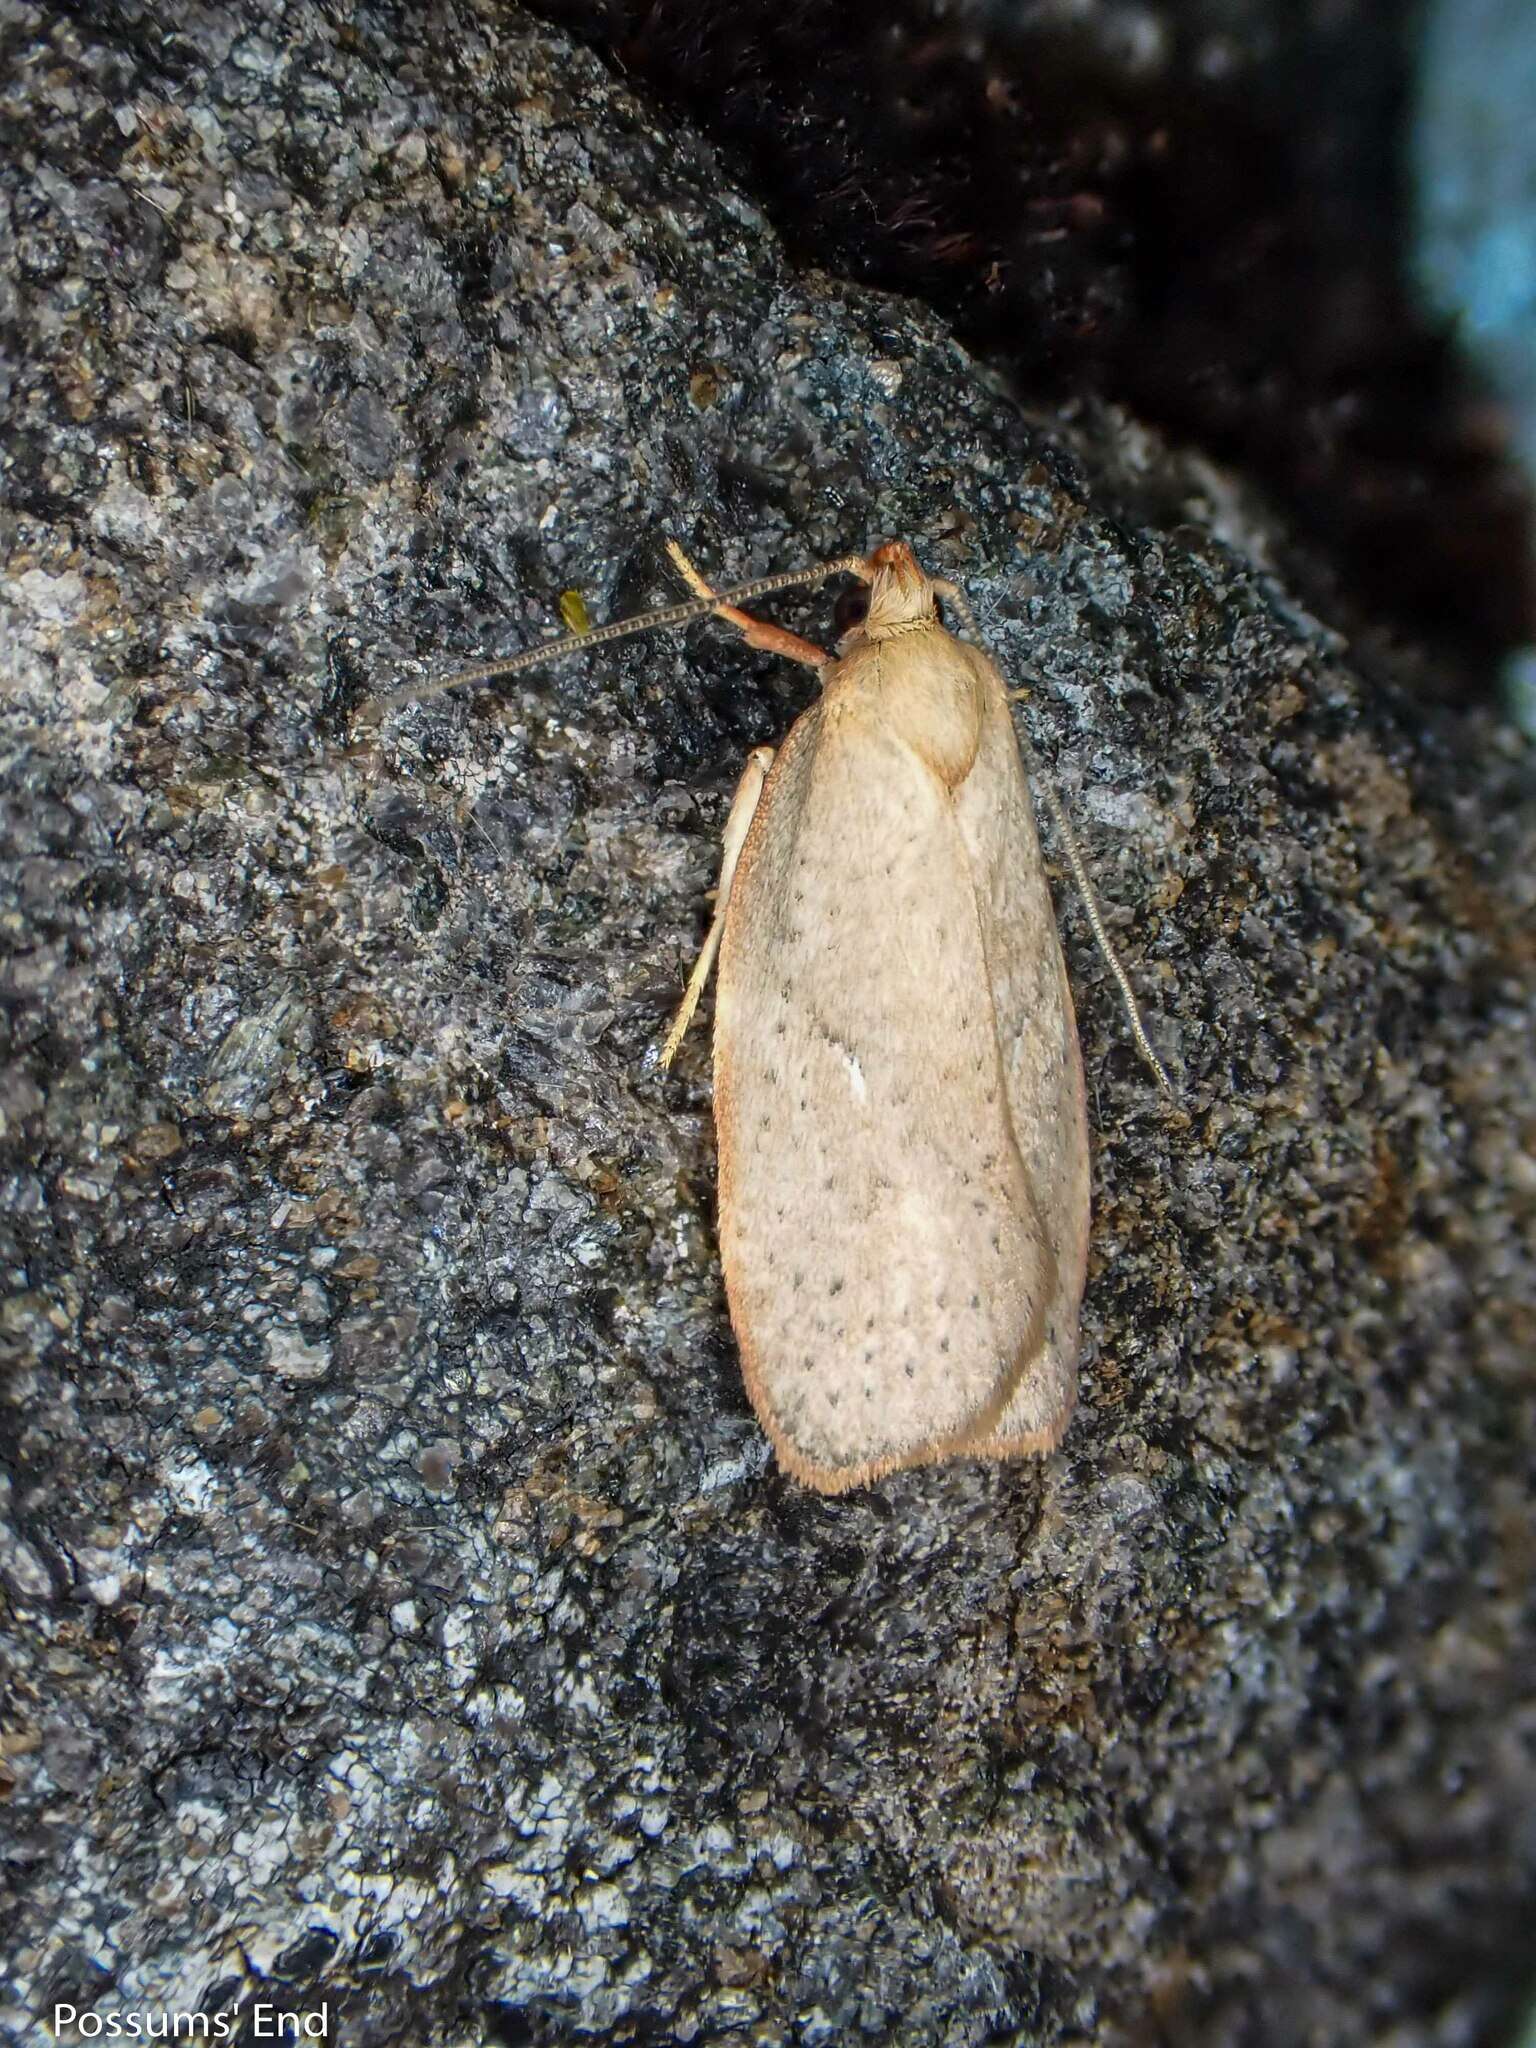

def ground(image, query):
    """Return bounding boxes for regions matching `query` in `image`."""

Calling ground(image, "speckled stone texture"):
[2,4,1534,2045]
[530,0,1535,687]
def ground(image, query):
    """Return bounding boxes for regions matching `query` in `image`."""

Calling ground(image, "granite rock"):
[532,0,1535,685]
[1,3,1533,2044]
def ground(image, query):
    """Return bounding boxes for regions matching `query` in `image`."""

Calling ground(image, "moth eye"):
[834,587,870,635]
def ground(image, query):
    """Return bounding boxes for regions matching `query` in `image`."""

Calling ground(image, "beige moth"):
[385,539,1165,1493]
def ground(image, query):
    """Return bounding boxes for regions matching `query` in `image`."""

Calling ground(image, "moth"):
[383,540,1166,1492]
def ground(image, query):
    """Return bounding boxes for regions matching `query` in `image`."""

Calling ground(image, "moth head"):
[846,541,943,641]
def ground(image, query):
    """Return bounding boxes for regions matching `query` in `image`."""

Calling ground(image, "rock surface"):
[531,0,1535,685]
[1,3,1533,2044]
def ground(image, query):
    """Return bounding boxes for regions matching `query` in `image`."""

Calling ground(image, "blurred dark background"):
[530,0,1535,702]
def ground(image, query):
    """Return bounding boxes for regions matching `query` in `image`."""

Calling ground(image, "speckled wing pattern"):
[712,632,1088,1490]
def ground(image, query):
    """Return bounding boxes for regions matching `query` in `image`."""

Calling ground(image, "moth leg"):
[661,745,775,1069]
[666,540,830,671]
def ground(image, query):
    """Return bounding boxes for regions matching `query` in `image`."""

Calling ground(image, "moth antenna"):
[1030,766,1175,1098]
[372,552,870,716]
[664,542,869,601]
[370,598,720,714]
[938,579,1175,1097]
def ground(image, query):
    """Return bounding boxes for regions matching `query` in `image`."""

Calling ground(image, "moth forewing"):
[709,548,1089,1492]
[944,638,1088,1461]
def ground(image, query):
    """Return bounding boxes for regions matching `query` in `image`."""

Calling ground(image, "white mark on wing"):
[845,1052,867,1102]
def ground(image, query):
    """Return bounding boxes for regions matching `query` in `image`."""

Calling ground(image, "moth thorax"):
[884,642,985,789]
